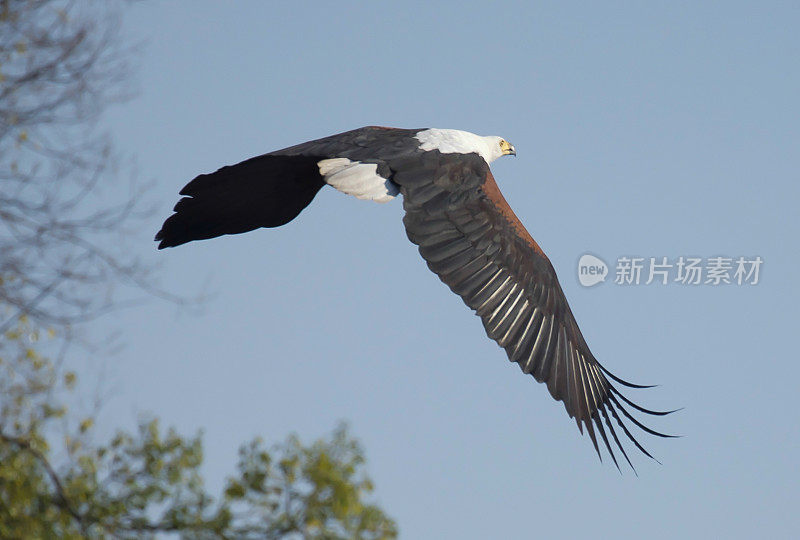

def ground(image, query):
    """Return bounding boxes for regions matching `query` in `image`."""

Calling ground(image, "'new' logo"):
[578,254,608,287]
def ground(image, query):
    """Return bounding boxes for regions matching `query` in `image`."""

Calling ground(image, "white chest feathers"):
[317,158,398,203]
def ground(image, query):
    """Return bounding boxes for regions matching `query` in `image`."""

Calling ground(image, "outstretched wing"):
[156,127,423,249]
[393,151,675,471]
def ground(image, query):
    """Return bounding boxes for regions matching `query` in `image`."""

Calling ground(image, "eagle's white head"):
[415,129,516,164]
[486,136,517,162]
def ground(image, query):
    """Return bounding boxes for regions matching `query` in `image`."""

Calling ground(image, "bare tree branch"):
[0,0,187,349]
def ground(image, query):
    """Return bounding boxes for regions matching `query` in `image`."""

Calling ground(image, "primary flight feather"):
[156,126,675,471]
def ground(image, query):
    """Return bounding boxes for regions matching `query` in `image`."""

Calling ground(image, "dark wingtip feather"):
[584,419,602,463]
[155,155,326,250]
[607,394,678,439]
[599,404,636,475]
[154,214,193,249]
[606,399,662,465]
[596,362,657,389]
[608,384,682,416]
[154,229,169,249]
[593,412,620,473]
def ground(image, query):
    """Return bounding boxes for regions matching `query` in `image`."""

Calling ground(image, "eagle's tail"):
[155,154,325,249]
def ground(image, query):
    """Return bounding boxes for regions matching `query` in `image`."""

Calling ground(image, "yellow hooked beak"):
[500,139,516,156]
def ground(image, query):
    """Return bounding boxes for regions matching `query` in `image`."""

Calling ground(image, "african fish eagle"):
[156,126,675,470]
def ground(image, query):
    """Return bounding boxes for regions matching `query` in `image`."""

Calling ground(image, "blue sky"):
[88,1,799,538]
